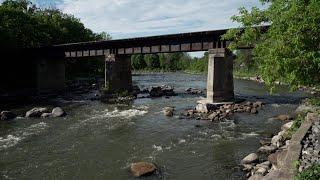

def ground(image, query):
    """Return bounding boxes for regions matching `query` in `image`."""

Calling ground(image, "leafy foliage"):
[295,164,320,180]
[223,0,320,89]
[0,0,111,79]
[131,52,208,73]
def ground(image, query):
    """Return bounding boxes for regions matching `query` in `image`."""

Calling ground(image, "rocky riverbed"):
[0,73,310,179]
[240,101,320,180]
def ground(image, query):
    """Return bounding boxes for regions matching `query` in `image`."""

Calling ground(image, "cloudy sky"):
[1,0,263,56]
[1,0,263,39]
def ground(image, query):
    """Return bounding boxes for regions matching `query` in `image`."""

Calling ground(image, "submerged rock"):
[163,107,174,117]
[185,88,203,95]
[276,114,291,121]
[241,153,259,164]
[26,107,49,118]
[52,107,66,117]
[130,162,157,177]
[0,111,16,121]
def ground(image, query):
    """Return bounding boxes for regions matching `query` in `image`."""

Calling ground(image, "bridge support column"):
[36,55,65,92]
[197,49,234,113]
[206,49,234,102]
[104,54,132,93]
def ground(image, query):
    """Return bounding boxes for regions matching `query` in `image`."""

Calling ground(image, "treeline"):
[131,52,209,73]
[0,0,110,79]
[0,0,109,49]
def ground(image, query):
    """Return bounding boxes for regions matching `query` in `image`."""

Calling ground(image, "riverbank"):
[241,98,320,180]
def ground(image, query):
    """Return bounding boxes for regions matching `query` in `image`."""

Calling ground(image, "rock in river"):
[0,111,16,121]
[258,145,277,154]
[163,107,174,117]
[276,114,291,121]
[130,162,157,177]
[52,107,66,117]
[26,107,49,118]
[281,121,293,131]
[241,153,259,164]
[41,113,52,118]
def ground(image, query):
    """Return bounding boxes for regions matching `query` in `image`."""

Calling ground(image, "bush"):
[295,164,320,180]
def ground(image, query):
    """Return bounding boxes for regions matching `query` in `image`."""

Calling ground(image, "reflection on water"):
[0,73,307,180]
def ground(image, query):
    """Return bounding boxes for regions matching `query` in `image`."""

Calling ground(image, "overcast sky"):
[1,0,263,56]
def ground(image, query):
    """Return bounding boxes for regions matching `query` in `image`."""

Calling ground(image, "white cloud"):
[58,0,263,39]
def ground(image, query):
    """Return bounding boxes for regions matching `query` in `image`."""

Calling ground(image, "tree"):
[0,0,112,79]
[223,0,320,89]
[144,54,160,69]
[131,54,147,70]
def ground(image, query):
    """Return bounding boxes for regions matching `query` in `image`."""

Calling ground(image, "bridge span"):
[2,28,250,102]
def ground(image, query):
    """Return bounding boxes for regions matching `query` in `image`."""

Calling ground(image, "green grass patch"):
[295,164,320,180]
[307,97,320,107]
[284,115,305,140]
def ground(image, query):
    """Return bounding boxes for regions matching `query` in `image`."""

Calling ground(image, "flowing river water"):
[0,73,308,180]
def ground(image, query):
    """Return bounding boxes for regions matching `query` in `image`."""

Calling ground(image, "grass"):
[295,164,320,180]
[283,115,305,140]
[307,97,320,107]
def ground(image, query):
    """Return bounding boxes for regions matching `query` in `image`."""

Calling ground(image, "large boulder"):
[130,162,157,177]
[149,86,163,97]
[276,114,292,121]
[271,134,284,148]
[161,85,175,96]
[26,108,49,118]
[149,85,175,97]
[196,101,220,113]
[52,107,66,117]
[0,111,16,121]
[258,145,277,154]
[281,121,293,131]
[241,153,259,164]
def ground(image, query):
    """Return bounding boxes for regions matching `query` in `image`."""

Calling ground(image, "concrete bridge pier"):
[197,49,234,112]
[36,54,65,92]
[104,54,133,93]
[206,49,234,102]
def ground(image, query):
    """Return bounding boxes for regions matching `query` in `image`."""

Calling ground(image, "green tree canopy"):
[131,54,147,70]
[0,0,111,49]
[223,0,320,89]
[144,54,160,70]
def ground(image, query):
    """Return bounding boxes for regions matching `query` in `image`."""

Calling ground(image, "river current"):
[0,73,307,180]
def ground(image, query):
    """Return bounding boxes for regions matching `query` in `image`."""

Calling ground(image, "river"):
[0,72,307,180]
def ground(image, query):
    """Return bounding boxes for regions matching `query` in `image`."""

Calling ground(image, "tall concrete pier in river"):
[1,27,254,102]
